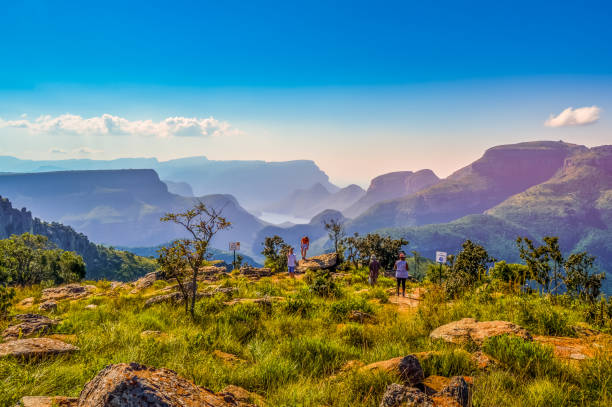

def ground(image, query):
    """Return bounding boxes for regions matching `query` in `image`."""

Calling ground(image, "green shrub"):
[482,335,558,377]
[330,297,374,321]
[366,286,389,304]
[309,270,341,298]
[518,300,572,336]
[0,285,15,319]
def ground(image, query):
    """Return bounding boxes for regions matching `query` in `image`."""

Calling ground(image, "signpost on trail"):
[435,251,447,284]
[229,242,240,269]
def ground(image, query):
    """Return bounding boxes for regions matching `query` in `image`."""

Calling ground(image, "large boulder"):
[0,338,78,359]
[239,266,273,278]
[77,362,255,406]
[129,271,161,294]
[296,253,338,273]
[2,314,59,341]
[430,318,532,345]
[398,355,424,386]
[436,377,470,407]
[41,284,96,302]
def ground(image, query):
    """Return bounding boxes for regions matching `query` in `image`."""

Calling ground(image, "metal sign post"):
[435,251,447,284]
[229,242,240,269]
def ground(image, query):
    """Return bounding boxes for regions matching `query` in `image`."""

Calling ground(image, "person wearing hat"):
[368,254,381,286]
[393,252,409,296]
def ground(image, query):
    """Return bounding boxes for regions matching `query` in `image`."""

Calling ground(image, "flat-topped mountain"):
[350,141,585,232]
[344,169,440,218]
[0,156,337,210]
[0,169,264,252]
[266,183,365,219]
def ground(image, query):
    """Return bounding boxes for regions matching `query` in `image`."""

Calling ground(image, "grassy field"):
[1,268,611,406]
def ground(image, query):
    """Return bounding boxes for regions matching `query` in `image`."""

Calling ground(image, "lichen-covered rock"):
[19,396,78,407]
[0,338,78,359]
[437,376,470,407]
[129,271,161,293]
[430,318,532,345]
[379,383,433,407]
[2,314,59,341]
[296,253,338,273]
[41,284,96,302]
[77,362,250,406]
[239,266,273,278]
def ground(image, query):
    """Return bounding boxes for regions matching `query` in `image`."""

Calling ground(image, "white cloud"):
[0,113,237,138]
[545,106,601,127]
[72,147,104,155]
[49,148,67,154]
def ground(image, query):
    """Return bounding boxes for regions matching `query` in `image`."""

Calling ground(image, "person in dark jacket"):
[369,255,381,286]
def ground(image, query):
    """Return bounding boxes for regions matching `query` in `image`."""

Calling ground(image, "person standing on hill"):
[394,252,409,296]
[369,255,380,286]
[300,236,310,259]
[287,247,297,278]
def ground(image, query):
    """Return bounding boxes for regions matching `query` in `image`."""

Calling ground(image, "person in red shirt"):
[300,236,310,259]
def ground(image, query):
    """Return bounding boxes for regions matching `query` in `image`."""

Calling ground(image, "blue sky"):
[1,0,611,186]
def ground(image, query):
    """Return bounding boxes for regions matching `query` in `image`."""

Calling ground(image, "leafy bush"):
[365,286,389,304]
[482,335,558,377]
[517,300,572,336]
[309,270,341,298]
[584,296,612,331]
[0,285,15,319]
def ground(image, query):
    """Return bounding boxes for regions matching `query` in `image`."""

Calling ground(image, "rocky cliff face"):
[350,141,584,232]
[344,169,440,218]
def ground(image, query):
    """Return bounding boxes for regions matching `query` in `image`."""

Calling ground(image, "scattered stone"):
[379,384,433,407]
[84,304,98,310]
[239,265,273,278]
[17,297,34,308]
[296,253,338,273]
[144,291,205,307]
[41,284,96,302]
[129,271,161,294]
[2,314,59,341]
[430,318,532,345]
[214,350,247,365]
[77,362,250,406]
[362,356,404,375]
[533,334,612,361]
[38,301,57,312]
[0,338,78,359]
[398,355,424,386]
[471,351,497,370]
[437,376,470,407]
[140,330,162,337]
[347,310,376,323]
[220,385,264,406]
[19,396,78,407]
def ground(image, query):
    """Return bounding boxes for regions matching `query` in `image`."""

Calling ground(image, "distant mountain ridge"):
[265,183,365,219]
[0,156,337,210]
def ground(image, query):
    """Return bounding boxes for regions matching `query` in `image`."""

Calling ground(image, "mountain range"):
[0,156,335,210]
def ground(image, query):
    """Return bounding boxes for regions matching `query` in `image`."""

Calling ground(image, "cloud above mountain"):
[545,106,601,127]
[0,114,237,138]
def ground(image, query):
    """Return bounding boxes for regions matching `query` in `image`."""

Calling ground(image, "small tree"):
[564,252,605,302]
[324,218,345,254]
[446,240,493,297]
[157,243,191,313]
[517,237,552,293]
[160,202,230,318]
[262,235,291,272]
[411,250,421,279]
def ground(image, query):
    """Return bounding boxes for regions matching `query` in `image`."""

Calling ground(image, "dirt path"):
[388,287,427,311]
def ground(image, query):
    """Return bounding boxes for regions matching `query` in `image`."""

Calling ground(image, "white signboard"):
[229,242,240,251]
[435,251,447,264]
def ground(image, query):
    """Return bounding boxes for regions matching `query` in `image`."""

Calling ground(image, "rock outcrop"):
[430,318,532,345]
[77,362,255,406]
[19,396,78,407]
[296,253,338,273]
[129,271,161,293]
[41,284,96,302]
[2,314,59,341]
[379,384,433,407]
[239,266,273,278]
[0,338,78,359]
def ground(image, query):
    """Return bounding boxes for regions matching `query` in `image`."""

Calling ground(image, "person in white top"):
[287,247,297,278]
[393,252,410,297]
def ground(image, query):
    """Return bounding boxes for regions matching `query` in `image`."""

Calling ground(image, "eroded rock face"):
[41,284,96,302]
[77,362,248,406]
[129,271,161,294]
[379,384,433,407]
[2,314,59,341]
[39,301,58,312]
[239,266,273,278]
[437,377,470,407]
[0,338,78,359]
[430,318,532,345]
[296,253,338,273]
